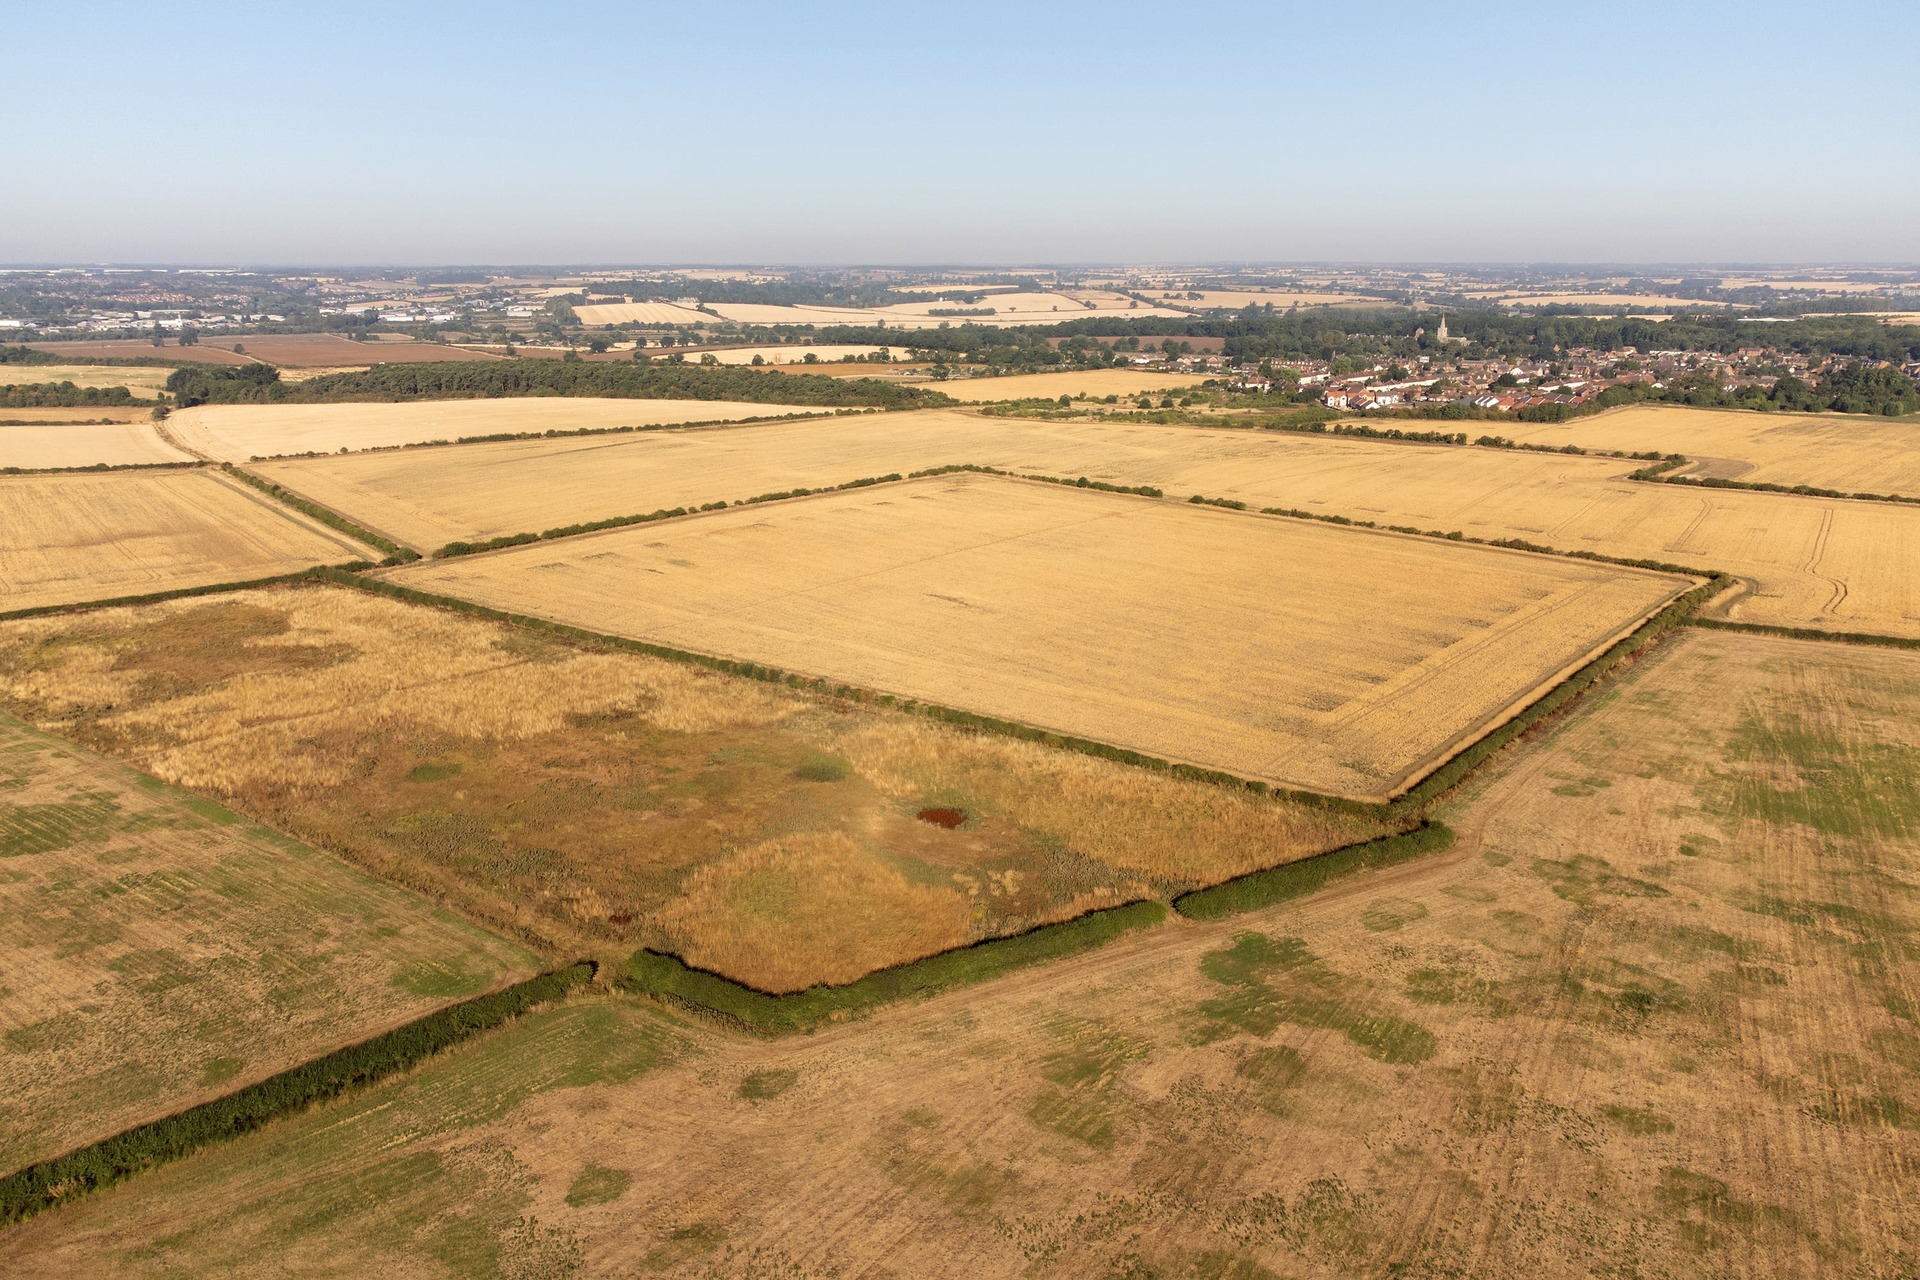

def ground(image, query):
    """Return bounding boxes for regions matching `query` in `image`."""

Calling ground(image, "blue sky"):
[5,0,1916,264]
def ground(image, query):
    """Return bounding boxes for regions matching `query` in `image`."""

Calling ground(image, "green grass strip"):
[0,962,594,1225]
[621,901,1167,1035]
[1172,823,1455,921]
[1689,617,1920,651]
[224,464,419,562]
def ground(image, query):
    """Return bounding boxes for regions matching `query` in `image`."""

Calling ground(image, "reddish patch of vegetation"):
[607,914,633,926]
[916,807,966,830]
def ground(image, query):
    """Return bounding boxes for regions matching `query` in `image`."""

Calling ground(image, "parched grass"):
[0,963,592,1225]
[621,900,1168,1035]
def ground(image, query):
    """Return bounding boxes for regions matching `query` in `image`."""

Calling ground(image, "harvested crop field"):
[1,422,191,469]
[257,411,1920,637]
[0,585,1389,990]
[926,369,1208,402]
[0,470,372,612]
[680,345,894,366]
[571,301,720,326]
[0,712,540,1171]
[1502,403,1920,495]
[10,630,1914,1278]
[391,473,1692,798]
[166,398,833,461]
[0,364,175,395]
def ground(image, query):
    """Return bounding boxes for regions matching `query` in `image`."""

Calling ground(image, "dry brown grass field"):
[166,398,833,461]
[1158,289,1374,308]
[705,294,1196,328]
[25,341,252,367]
[922,368,1208,402]
[0,470,371,612]
[0,364,176,395]
[200,334,504,368]
[0,422,192,468]
[0,585,1387,991]
[256,411,1920,636]
[391,473,1690,798]
[1502,403,1920,495]
[0,711,541,1172]
[6,629,1913,1278]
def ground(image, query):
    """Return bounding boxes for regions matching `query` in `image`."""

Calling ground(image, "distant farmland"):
[168,397,836,460]
[0,470,370,611]
[391,473,1691,798]
[926,369,1209,402]
[255,411,1920,636]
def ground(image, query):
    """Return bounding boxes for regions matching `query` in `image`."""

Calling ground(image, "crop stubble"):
[0,469,371,612]
[390,473,1690,798]
[255,410,1920,635]
[0,713,540,1172]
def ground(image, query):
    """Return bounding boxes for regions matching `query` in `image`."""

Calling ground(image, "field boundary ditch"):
[1689,618,1920,651]
[0,962,595,1227]
[619,902,1167,1036]
[224,464,419,562]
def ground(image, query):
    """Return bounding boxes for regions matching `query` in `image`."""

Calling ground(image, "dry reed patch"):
[657,831,972,992]
[0,421,192,468]
[13,638,1920,1277]
[0,584,1389,981]
[168,397,829,461]
[0,713,539,1172]
[393,473,1690,798]
[0,469,370,612]
[1502,403,1920,495]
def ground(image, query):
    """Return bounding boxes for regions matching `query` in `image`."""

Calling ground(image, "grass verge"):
[621,901,1167,1035]
[1173,823,1454,921]
[0,963,593,1226]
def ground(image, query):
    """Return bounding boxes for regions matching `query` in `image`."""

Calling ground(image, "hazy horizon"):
[8,0,1917,264]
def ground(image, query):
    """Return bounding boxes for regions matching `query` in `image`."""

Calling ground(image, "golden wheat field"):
[8,629,1913,1278]
[926,368,1208,402]
[391,473,1689,798]
[0,585,1386,990]
[256,411,1920,636]
[0,422,192,468]
[0,712,540,1172]
[1501,403,1920,495]
[0,470,372,612]
[0,364,176,395]
[165,398,833,461]
[570,301,721,326]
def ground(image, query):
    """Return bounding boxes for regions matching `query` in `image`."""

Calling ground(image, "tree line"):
[163,359,950,410]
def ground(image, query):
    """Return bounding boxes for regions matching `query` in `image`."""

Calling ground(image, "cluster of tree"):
[164,358,948,410]
[0,345,61,365]
[0,380,142,408]
[1649,363,1920,416]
